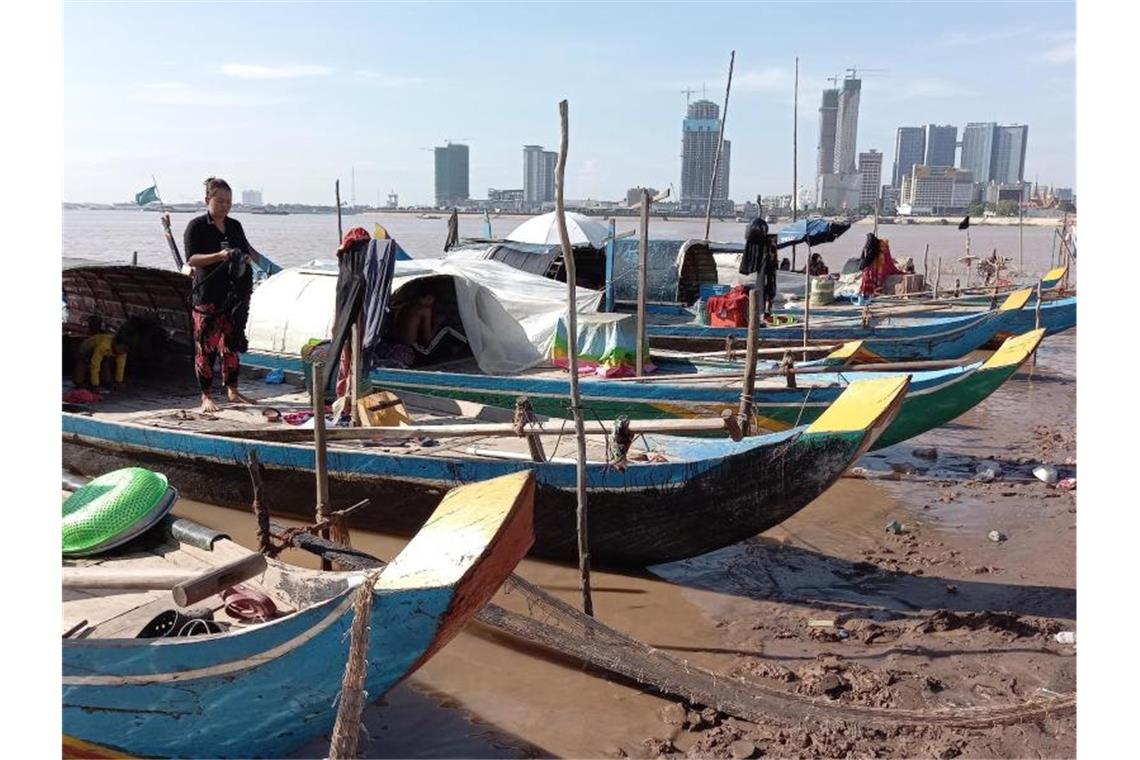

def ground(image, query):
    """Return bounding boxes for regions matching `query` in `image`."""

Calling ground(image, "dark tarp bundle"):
[858,232,882,271]
[739,217,770,276]
[324,238,397,393]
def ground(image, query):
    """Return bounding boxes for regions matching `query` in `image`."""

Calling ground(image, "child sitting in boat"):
[73,317,130,391]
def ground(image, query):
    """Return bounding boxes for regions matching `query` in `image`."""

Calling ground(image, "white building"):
[816,173,862,211]
[241,189,263,206]
[897,166,974,215]
[857,150,883,208]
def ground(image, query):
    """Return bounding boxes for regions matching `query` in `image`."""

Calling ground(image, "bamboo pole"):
[350,317,362,426]
[554,99,593,617]
[737,289,760,436]
[703,50,735,241]
[637,189,649,376]
[791,56,798,271]
[802,243,813,349]
[335,180,343,244]
[229,414,745,442]
[312,359,332,571]
[923,243,929,281]
[934,256,942,297]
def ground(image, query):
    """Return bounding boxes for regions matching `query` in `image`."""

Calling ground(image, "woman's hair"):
[204,177,232,198]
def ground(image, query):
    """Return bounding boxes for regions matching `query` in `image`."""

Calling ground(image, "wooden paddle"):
[63,553,267,608]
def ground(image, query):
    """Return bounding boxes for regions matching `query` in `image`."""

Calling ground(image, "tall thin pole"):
[803,243,813,348]
[312,359,332,571]
[791,56,798,271]
[636,189,650,376]
[554,99,593,617]
[336,180,343,243]
[1018,182,1025,271]
[704,50,735,241]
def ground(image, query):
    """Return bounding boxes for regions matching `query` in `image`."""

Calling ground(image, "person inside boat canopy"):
[184,177,266,413]
[809,253,829,276]
[73,316,129,390]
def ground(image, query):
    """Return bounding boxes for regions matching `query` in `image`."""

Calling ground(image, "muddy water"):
[154,329,1074,758]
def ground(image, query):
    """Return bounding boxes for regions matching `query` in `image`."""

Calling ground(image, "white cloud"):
[734,67,793,92]
[218,63,332,80]
[137,82,289,107]
[872,77,973,100]
[352,70,426,87]
[1040,40,1076,65]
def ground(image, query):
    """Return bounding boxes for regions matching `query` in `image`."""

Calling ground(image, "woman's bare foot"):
[200,393,219,413]
[227,387,257,405]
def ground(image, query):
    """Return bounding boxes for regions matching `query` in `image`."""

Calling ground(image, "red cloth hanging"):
[860,239,903,296]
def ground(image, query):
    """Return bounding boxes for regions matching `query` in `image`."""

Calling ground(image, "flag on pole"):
[957,215,970,230]
[135,185,159,206]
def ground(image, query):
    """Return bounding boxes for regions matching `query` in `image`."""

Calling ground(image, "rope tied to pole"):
[329,570,384,759]
[609,416,634,470]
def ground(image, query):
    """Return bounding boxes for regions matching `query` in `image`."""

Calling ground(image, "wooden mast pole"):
[554,99,593,617]
[636,189,649,377]
[704,50,735,241]
[312,359,332,571]
[791,56,798,270]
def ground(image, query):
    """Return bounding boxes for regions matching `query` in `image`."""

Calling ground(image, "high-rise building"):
[241,189,263,206]
[523,145,558,204]
[681,99,731,208]
[833,75,862,175]
[960,122,998,185]
[993,125,1029,185]
[434,142,470,206]
[898,165,975,215]
[893,127,926,188]
[924,124,958,168]
[858,150,883,208]
[816,88,839,177]
[816,172,862,211]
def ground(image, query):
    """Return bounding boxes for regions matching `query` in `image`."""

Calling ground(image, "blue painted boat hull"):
[62,391,895,567]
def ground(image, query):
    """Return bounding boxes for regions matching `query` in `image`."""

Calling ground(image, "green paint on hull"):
[377,360,1018,451]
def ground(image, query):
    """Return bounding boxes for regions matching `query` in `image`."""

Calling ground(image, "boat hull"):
[62,404,884,567]
[63,472,534,758]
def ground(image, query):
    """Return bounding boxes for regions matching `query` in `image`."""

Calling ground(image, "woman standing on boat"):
[184,177,264,412]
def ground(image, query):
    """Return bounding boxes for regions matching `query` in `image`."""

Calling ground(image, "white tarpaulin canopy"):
[247,257,602,375]
[505,211,609,247]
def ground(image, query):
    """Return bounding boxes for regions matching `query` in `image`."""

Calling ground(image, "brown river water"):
[63,209,1076,757]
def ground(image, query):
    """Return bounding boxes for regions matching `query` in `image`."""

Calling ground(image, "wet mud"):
[162,331,1075,758]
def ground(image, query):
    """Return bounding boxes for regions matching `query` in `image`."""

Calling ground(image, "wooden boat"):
[62,470,535,759]
[61,374,909,567]
[647,291,1037,360]
[245,330,1042,453]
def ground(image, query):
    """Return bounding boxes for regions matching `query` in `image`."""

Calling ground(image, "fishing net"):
[278,528,1070,729]
[62,468,171,557]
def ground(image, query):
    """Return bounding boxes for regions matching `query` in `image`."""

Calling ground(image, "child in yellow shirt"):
[74,317,129,390]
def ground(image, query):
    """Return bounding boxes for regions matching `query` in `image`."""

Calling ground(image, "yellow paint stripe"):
[805,375,909,434]
[999,288,1033,311]
[377,471,533,591]
[63,736,132,759]
[824,340,885,366]
[982,328,1045,370]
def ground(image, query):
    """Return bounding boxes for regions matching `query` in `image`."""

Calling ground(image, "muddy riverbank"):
[160,332,1075,759]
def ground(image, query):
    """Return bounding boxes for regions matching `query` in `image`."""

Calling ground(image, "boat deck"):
[65,368,642,465]
[62,531,344,641]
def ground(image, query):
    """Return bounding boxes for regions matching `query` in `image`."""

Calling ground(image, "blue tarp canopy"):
[775,218,851,249]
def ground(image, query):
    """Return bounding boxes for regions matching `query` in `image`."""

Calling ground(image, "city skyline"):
[63,2,1075,205]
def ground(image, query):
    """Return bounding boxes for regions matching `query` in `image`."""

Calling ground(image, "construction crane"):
[845,66,887,80]
[442,137,469,146]
[681,87,698,107]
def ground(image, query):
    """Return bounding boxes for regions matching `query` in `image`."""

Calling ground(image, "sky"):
[63,1,1075,206]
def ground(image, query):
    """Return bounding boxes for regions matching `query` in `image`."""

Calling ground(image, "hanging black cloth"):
[858,232,882,271]
[958,215,970,230]
[739,216,770,275]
